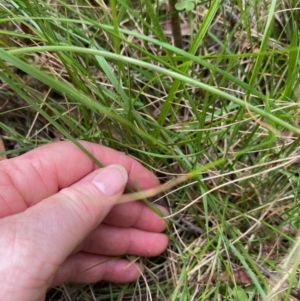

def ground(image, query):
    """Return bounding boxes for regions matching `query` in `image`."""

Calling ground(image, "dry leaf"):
[207,269,253,285]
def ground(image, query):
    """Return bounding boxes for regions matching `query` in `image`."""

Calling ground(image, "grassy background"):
[1,0,300,300]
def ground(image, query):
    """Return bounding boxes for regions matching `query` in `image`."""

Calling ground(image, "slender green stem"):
[5,46,300,136]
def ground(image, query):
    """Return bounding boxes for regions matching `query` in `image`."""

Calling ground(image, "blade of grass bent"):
[0,15,272,100]
[4,46,300,136]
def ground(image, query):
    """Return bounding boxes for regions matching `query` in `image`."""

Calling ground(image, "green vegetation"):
[1,0,300,300]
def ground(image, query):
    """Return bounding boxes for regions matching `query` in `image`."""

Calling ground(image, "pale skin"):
[0,141,169,301]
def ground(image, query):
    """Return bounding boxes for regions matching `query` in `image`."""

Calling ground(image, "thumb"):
[34,164,128,261]
[0,165,128,299]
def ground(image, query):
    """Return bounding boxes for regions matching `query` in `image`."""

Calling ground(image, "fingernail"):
[92,165,128,196]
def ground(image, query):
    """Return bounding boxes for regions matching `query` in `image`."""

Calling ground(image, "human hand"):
[0,141,168,301]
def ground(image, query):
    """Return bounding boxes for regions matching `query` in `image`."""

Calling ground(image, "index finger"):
[0,141,159,217]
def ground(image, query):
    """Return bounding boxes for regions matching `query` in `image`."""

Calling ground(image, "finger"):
[0,141,159,217]
[51,254,142,286]
[80,224,168,256]
[0,165,127,299]
[103,203,169,232]
[63,169,168,232]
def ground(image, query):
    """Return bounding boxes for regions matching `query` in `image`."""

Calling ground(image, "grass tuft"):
[1,0,300,300]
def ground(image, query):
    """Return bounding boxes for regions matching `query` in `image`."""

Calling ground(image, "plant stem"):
[168,0,183,49]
